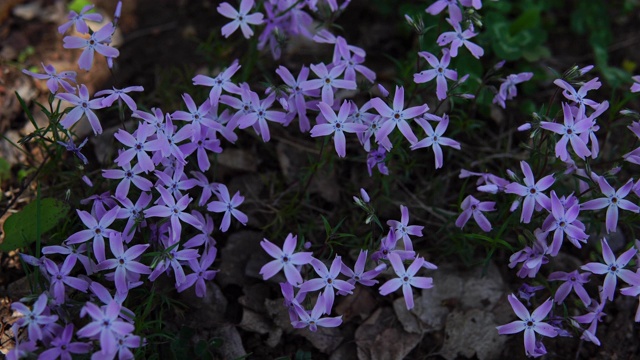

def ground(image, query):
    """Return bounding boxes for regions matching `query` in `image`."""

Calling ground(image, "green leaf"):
[68,0,93,13]
[509,8,540,35]
[0,157,10,182]
[1,198,69,251]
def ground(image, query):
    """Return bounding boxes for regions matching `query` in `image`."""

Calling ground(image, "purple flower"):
[281,282,307,322]
[518,283,545,306]
[509,230,549,278]
[260,233,313,285]
[631,75,640,93]
[455,195,495,232]
[44,256,89,304]
[97,233,151,296]
[58,4,103,34]
[171,93,212,141]
[542,191,588,256]
[548,270,591,305]
[183,210,217,250]
[63,23,119,71]
[237,92,286,142]
[581,238,637,301]
[333,37,376,83]
[340,250,382,287]
[102,162,153,200]
[366,147,390,176]
[179,127,222,172]
[414,49,457,100]
[412,114,461,169]
[177,247,218,297]
[56,84,105,135]
[573,295,606,346]
[95,85,144,111]
[492,72,533,109]
[154,164,198,198]
[115,192,152,243]
[42,243,96,275]
[580,177,639,233]
[145,114,190,165]
[206,184,248,232]
[540,103,592,161]
[370,86,429,144]
[387,205,423,251]
[292,295,342,332]
[276,65,317,132]
[145,187,200,242]
[496,295,558,358]
[191,171,219,206]
[437,19,484,59]
[311,101,367,157]
[22,63,76,93]
[371,231,415,262]
[80,191,117,219]
[77,300,135,356]
[218,0,264,39]
[57,133,89,164]
[148,237,199,286]
[39,324,92,360]
[620,275,640,321]
[113,123,156,173]
[504,161,555,224]
[300,256,355,313]
[193,60,242,106]
[66,206,120,263]
[554,77,601,111]
[301,62,356,106]
[426,0,463,23]
[379,253,434,310]
[11,293,58,342]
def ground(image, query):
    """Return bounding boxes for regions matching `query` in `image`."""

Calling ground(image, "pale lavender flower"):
[370,86,429,144]
[11,293,58,342]
[437,18,484,59]
[145,114,190,165]
[554,77,601,111]
[580,177,639,233]
[63,23,119,71]
[97,233,150,296]
[540,103,592,161]
[56,84,105,135]
[493,72,533,109]
[300,256,355,313]
[631,75,640,93]
[414,49,457,100]
[154,164,197,199]
[115,192,152,243]
[114,123,156,173]
[281,282,307,322]
[276,65,318,132]
[42,243,96,275]
[496,295,558,358]
[237,92,287,142]
[340,250,382,287]
[260,233,313,285]
[366,147,389,176]
[548,270,591,305]
[183,210,217,250]
[96,85,144,111]
[426,0,463,23]
[177,247,218,297]
[145,187,200,242]
[190,171,219,206]
[22,63,76,93]
[66,207,119,263]
[44,256,89,304]
[301,62,356,106]
[371,231,415,262]
[310,101,367,157]
[57,134,89,165]
[58,4,103,34]
[333,37,376,83]
[193,60,242,106]
[206,184,247,232]
[80,191,117,219]
[581,238,637,301]
[218,0,264,39]
[179,127,222,172]
[292,295,342,332]
[39,324,92,360]
[542,191,588,256]
[171,93,212,141]
[455,195,495,232]
[387,205,423,251]
[505,161,554,224]
[77,300,135,356]
[573,294,606,346]
[412,114,461,168]
[509,230,550,278]
[379,253,434,310]
[102,162,153,200]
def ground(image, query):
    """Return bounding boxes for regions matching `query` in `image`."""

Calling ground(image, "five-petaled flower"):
[580,177,639,233]
[217,0,264,39]
[414,49,457,100]
[56,84,105,135]
[63,22,119,71]
[260,233,314,285]
[580,238,637,301]
[310,101,367,157]
[505,160,555,224]
[379,253,434,310]
[206,184,248,232]
[455,195,496,232]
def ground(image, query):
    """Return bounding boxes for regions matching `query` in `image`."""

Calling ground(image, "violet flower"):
[76,300,135,356]
[102,162,153,200]
[218,0,264,39]
[22,63,76,94]
[63,23,119,71]
[11,293,58,342]
[39,324,92,360]
[66,207,120,263]
[206,184,248,232]
[310,101,367,157]
[387,205,423,252]
[542,191,588,256]
[260,233,313,285]
[276,65,318,132]
[540,103,592,161]
[340,250,382,288]
[504,160,554,224]
[96,85,144,111]
[548,270,591,305]
[366,147,389,176]
[292,295,342,332]
[412,114,461,169]
[56,84,105,135]
[580,177,639,233]
[437,18,484,59]
[426,0,463,23]
[455,195,495,232]
[414,49,457,100]
[44,257,89,304]
[370,86,429,144]
[493,72,533,109]
[193,60,242,106]
[177,247,218,297]
[631,75,640,93]
[554,77,601,111]
[113,123,156,173]
[145,187,200,242]
[57,134,89,165]
[97,233,151,296]
[236,92,286,142]
[301,62,356,106]
[379,253,434,310]
[300,256,355,313]
[580,238,637,301]
[58,4,103,34]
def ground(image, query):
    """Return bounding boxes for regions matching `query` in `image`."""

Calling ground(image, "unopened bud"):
[360,188,370,203]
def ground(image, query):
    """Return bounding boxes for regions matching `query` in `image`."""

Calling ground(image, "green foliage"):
[0,198,69,251]
[68,0,93,13]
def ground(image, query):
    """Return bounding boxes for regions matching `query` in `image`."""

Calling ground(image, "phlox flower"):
[508,229,549,278]
[178,127,222,172]
[207,184,248,232]
[96,85,144,111]
[276,65,317,132]
[63,23,119,71]
[281,282,307,322]
[193,60,242,106]
[581,238,637,301]
[518,283,545,306]
[22,63,76,93]
[183,210,217,250]
[57,133,89,165]
[44,257,89,304]
[113,123,156,173]
[77,300,135,357]
[145,114,190,165]
[496,295,558,358]
[56,84,105,135]
[504,160,554,224]
[459,169,510,193]
[145,187,200,242]
[154,164,197,198]
[260,233,313,285]
[333,37,376,83]
[80,191,117,219]
[379,253,434,310]
[572,294,606,346]
[300,256,355,313]
[412,113,461,169]
[42,242,96,275]
[548,270,591,306]
[620,274,640,322]
[371,231,415,262]
[177,247,218,297]
[387,205,423,251]
[39,324,92,359]
[301,62,356,106]
[171,93,212,141]
[366,147,389,176]
[218,0,264,39]
[102,162,153,200]
[11,293,58,342]
[190,171,219,207]
[455,195,495,232]
[414,49,457,100]
[492,72,533,109]
[580,177,639,233]
[350,101,386,151]
[370,86,429,144]
[340,250,383,287]
[58,4,103,34]
[540,103,592,161]
[542,191,588,256]
[115,192,152,242]
[426,0,463,23]
[66,206,120,263]
[237,92,287,142]
[97,233,151,296]
[631,75,640,93]
[554,77,601,111]
[437,18,484,59]
[310,101,367,157]
[292,295,342,332]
